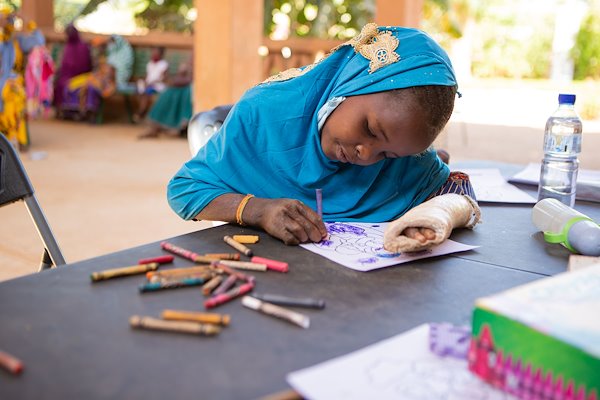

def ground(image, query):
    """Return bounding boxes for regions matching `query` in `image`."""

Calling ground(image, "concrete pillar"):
[374,0,423,28]
[193,0,264,112]
[20,0,54,29]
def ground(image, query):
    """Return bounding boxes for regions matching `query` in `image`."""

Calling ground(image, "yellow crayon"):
[232,235,260,244]
[161,309,231,326]
[91,263,159,282]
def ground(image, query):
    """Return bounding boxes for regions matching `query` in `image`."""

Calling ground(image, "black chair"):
[187,104,233,156]
[0,134,66,270]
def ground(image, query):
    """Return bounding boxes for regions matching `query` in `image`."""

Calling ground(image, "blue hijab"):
[168,25,456,222]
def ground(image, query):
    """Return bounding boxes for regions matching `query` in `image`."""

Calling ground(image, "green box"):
[469,265,600,399]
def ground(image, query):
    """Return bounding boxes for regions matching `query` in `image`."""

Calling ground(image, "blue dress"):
[168,25,457,223]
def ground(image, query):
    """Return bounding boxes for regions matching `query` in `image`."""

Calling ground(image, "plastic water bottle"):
[537,93,582,208]
[532,198,600,256]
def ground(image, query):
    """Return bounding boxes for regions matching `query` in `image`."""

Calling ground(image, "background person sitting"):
[105,34,133,92]
[137,56,193,139]
[133,46,169,122]
[59,57,116,122]
[53,24,92,116]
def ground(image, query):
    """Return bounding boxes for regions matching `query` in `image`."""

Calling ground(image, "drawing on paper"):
[316,223,401,261]
[299,222,478,272]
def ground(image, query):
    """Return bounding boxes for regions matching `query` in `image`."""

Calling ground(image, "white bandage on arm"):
[383,194,481,253]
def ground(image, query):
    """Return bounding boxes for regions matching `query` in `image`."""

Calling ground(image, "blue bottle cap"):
[558,93,576,104]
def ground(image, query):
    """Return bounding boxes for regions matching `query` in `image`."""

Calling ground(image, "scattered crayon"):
[202,275,223,296]
[251,256,288,273]
[218,260,267,272]
[161,309,231,326]
[146,265,213,280]
[212,274,238,296]
[251,293,325,309]
[204,253,240,260]
[232,235,260,244]
[223,235,253,257]
[214,262,253,283]
[0,349,24,375]
[161,241,202,262]
[91,262,159,282]
[139,277,207,293]
[315,188,323,218]
[204,282,254,309]
[242,296,310,329]
[160,242,218,264]
[149,271,213,284]
[137,255,174,265]
[129,315,220,336]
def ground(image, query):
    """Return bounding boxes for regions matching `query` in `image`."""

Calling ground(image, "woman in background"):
[0,8,44,150]
[106,34,133,91]
[53,24,92,113]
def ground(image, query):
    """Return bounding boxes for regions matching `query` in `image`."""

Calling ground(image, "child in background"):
[133,47,168,122]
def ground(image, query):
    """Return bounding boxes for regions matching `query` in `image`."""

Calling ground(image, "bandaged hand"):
[383,194,481,253]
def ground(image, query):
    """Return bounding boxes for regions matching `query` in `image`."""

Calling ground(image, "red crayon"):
[251,256,288,273]
[204,282,254,309]
[0,350,24,375]
[161,241,203,262]
[138,255,174,265]
[588,389,597,400]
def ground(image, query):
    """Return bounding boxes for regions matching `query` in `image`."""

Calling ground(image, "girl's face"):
[320,92,431,166]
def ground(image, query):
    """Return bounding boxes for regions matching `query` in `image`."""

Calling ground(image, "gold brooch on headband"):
[260,23,399,84]
[353,28,400,73]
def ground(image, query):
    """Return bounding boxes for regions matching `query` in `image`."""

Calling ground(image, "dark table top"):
[1,162,598,399]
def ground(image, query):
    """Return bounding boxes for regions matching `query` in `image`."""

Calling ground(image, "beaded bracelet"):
[235,194,255,226]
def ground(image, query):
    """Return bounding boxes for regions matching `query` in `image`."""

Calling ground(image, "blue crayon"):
[139,277,206,293]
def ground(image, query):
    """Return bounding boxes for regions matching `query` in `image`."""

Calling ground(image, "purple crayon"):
[212,274,237,296]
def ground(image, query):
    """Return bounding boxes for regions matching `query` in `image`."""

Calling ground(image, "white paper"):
[300,222,477,272]
[509,162,600,186]
[287,324,513,400]
[460,168,537,204]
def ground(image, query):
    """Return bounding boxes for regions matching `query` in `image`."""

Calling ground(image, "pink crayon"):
[250,256,288,273]
[575,386,586,400]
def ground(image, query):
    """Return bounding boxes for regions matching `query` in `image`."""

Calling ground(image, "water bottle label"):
[543,134,581,154]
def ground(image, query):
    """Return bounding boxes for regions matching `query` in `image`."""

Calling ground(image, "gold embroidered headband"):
[262,23,400,84]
